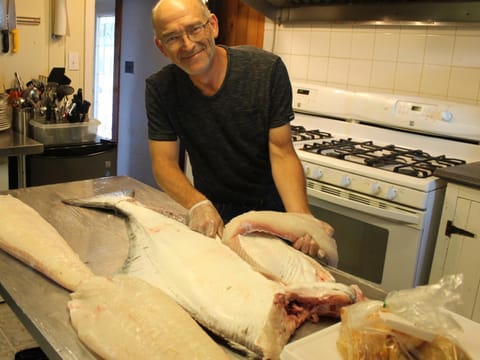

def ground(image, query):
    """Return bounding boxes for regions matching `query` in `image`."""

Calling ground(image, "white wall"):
[116,0,169,187]
[264,20,480,105]
[0,0,94,108]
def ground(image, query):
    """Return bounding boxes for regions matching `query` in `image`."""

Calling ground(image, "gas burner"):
[291,126,332,142]
[300,138,466,178]
[392,155,466,178]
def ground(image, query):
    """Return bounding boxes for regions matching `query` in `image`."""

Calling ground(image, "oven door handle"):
[307,188,421,225]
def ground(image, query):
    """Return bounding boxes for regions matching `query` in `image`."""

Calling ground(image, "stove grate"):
[299,138,466,178]
[291,126,332,141]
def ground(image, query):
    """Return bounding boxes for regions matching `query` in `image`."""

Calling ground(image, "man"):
[146,0,318,255]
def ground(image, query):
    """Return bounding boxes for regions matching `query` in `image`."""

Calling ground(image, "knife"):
[8,0,16,53]
[0,0,8,53]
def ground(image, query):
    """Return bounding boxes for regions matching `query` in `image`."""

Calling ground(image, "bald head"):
[152,0,211,38]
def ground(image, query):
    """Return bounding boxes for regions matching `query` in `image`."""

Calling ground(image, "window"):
[93,15,115,140]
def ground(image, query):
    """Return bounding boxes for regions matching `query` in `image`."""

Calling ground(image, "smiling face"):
[152,0,219,77]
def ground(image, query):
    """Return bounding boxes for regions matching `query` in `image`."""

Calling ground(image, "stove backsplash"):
[263,20,480,106]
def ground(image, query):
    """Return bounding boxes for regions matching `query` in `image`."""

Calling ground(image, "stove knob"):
[386,187,398,200]
[302,163,310,176]
[370,182,381,195]
[340,175,351,187]
[312,168,324,179]
[441,111,453,122]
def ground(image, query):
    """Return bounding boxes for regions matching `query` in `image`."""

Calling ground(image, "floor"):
[0,297,44,360]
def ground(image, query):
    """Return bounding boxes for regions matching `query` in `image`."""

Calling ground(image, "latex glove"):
[292,233,319,257]
[187,199,224,238]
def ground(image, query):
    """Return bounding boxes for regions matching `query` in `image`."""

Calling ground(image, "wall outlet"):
[125,61,134,74]
[68,52,80,71]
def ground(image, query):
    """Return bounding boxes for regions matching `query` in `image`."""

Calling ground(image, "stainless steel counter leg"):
[17,155,26,188]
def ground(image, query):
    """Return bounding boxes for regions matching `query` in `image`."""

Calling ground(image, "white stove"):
[291,82,480,291]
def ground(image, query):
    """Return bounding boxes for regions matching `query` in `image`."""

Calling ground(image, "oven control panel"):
[292,81,480,143]
[301,160,429,210]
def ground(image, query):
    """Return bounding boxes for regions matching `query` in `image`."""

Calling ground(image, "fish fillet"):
[68,275,230,360]
[224,233,336,284]
[64,191,358,359]
[0,194,94,291]
[224,233,365,322]
[223,211,339,266]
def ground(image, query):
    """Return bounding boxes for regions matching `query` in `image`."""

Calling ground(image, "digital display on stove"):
[297,89,310,95]
[411,105,422,112]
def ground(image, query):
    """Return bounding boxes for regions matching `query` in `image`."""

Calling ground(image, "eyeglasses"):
[161,19,211,49]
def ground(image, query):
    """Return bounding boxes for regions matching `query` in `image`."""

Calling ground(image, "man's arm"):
[269,124,311,214]
[149,140,204,209]
[269,124,320,256]
[149,140,223,237]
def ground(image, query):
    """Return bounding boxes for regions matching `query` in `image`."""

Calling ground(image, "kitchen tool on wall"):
[8,0,17,53]
[53,0,69,38]
[0,0,8,53]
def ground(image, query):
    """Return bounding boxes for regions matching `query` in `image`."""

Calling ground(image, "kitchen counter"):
[0,129,44,188]
[0,176,386,359]
[435,161,480,189]
[0,128,44,157]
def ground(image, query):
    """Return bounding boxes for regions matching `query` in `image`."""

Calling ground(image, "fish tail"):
[62,190,135,210]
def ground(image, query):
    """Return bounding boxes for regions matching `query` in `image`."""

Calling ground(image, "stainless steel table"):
[0,129,44,187]
[0,176,386,359]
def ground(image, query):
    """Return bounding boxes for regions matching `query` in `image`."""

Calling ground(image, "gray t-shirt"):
[145,45,294,204]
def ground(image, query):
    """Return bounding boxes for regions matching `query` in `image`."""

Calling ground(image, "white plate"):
[280,311,480,360]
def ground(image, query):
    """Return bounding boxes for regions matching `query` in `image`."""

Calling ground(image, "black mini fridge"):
[9,139,117,188]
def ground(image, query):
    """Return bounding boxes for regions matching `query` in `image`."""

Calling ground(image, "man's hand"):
[187,200,224,238]
[292,233,319,257]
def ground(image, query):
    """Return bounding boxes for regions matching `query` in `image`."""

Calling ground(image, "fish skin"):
[223,211,339,266]
[65,192,298,359]
[0,194,94,291]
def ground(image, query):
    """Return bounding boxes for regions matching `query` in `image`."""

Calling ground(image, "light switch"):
[68,52,80,71]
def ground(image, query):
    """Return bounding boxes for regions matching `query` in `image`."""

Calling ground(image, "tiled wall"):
[264,20,480,105]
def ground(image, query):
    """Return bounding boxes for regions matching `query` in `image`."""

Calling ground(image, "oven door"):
[307,183,430,292]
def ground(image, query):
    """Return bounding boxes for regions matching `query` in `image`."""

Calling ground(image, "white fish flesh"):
[69,275,230,360]
[223,233,365,322]
[65,191,359,359]
[0,194,94,291]
[0,194,233,359]
[223,211,339,266]
[224,233,336,284]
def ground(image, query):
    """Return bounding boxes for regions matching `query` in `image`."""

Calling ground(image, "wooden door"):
[209,0,265,48]
[430,183,480,322]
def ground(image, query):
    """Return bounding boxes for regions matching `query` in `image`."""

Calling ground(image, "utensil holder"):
[13,107,34,135]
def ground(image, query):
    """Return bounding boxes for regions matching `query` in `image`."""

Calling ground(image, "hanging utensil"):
[14,72,24,90]
[8,0,17,53]
[0,0,8,53]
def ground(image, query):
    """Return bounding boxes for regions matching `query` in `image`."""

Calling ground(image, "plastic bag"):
[336,274,472,360]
